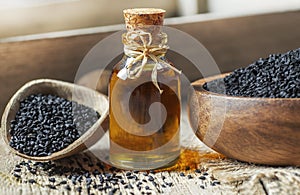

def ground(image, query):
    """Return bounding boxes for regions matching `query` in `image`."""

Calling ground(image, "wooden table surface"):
[0,110,299,195]
[0,11,299,194]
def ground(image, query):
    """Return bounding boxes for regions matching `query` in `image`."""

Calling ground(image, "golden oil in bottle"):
[109,8,181,170]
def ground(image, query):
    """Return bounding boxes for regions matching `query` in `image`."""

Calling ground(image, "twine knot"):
[117,30,181,94]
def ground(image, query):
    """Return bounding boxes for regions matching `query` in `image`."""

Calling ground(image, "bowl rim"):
[192,73,300,101]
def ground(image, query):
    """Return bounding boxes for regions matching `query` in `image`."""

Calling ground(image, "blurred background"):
[1,0,300,38]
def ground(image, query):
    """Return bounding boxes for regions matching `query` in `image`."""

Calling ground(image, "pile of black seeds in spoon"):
[204,48,300,98]
[11,154,220,194]
[9,94,100,157]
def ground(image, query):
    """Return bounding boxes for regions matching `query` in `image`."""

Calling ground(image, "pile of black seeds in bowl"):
[204,48,300,98]
[9,94,100,157]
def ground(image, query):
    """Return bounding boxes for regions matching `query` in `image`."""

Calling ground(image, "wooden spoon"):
[188,73,300,166]
[1,79,109,161]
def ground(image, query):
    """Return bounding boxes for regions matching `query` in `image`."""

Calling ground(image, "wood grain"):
[1,79,109,161]
[190,73,300,166]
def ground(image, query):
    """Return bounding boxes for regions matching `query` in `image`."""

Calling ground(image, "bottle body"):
[109,56,181,170]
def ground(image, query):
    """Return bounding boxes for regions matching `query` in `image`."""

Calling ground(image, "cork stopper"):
[123,8,165,31]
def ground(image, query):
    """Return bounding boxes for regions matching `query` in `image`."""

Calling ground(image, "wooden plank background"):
[0,11,300,117]
[0,11,299,194]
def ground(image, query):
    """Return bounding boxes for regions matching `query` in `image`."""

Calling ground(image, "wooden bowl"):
[1,79,109,161]
[188,73,300,166]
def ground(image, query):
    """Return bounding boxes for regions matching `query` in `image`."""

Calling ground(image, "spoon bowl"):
[188,73,300,166]
[1,79,109,161]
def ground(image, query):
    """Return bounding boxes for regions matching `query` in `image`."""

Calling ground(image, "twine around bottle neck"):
[118,30,181,94]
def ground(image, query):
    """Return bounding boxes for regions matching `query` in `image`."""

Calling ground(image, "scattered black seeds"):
[28,179,36,184]
[148,176,154,181]
[195,169,201,174]
[126,172,131,176]
[47,185,56,190]
[60,180,67,185]
[200,185,205,189]
[212,181,221,185]
[179,172,185,177]
[77,186,82,192]
[167,182,173,187]
[199,176,206,180]
[11,158,218,193]
[124,185,129,189]
[204,48,300,98]
[151,181,157,186]
[9,94,100,157]
[14,169,21,172]
[49,177,55,183]
[127,176,135,179]
[203,172,209,176]
[86,178,92,185]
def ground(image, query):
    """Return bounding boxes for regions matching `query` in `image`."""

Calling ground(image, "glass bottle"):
[109,8,181,170]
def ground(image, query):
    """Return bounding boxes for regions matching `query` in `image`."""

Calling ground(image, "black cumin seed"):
[166,182,173,187]
[28,179,36,184]
[199,176,206,180]
[49,177,55,182]
[143,172,148,176]
[76,187,82,192]
[148,176,154,181]
[59,180,67,185]
[195,169,201,174]
[47,185,56,189]
[126,172,131,176]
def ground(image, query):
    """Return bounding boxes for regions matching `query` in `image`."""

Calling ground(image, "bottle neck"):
[122,28,168,57]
